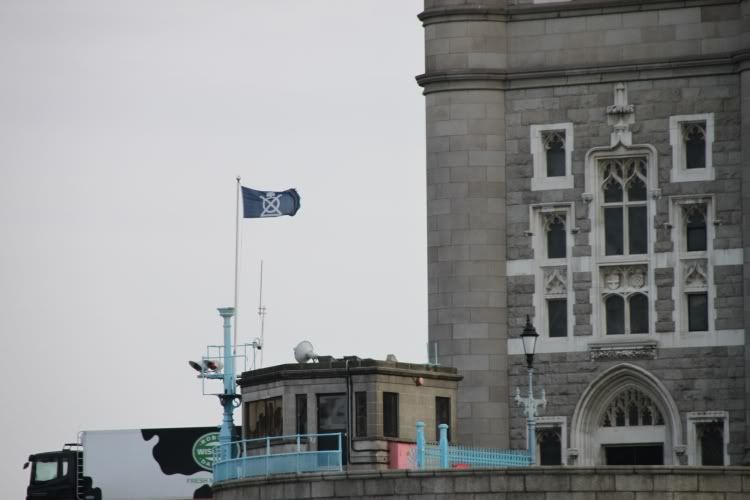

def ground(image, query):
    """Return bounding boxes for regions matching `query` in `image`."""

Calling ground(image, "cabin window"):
[383,392,399,438]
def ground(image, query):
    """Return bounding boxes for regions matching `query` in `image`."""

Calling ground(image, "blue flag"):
[241,187,301,218]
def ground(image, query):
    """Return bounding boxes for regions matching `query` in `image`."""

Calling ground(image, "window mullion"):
[623,199,629,256]
[624,295,630,335]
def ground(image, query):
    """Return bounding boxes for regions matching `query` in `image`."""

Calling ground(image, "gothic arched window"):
[600,388,664,428]
[601,158,648,256]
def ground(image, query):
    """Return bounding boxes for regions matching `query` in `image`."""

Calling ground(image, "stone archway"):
[569,363,683,465]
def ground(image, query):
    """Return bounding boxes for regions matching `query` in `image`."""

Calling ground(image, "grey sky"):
[0,1,425,496]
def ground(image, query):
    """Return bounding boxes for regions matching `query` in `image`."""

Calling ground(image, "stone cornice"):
[417,53,747,93]
[418,0,741,25]
[238,361,462,388]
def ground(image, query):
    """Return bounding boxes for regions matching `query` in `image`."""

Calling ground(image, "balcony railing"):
[413,422,532,469]
[213,433,343,482]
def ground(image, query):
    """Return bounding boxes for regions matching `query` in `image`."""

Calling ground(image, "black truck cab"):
[25,448,100,500]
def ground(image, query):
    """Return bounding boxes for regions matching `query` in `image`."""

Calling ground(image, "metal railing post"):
[415,421,425,470]
[438,424,449,469]
[297,434,301,473]
[337,433,343,471]
[265,436,270,476]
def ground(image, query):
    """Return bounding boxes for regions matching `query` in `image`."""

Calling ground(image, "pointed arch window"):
[600,388,664,428]
[601,158,648,256]
[544,213,566,259]
[669,113,714,183]
[683,122,706,170]
[684,204,707,252]
[605,293,649,335]
[544,131,566,177]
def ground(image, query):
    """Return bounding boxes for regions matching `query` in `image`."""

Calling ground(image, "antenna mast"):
[258,260,267,368]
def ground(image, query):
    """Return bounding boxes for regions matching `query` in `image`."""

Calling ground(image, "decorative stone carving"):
[600,265,648,295]
[542,129,566,153]
[606,82,635,146]
[600,387,664,427]
[589,340,658,361]
[682,121,706,142]
[682,202,707,223]
[542,212,566,231]
[544,267,567,296]
[684,260,708,288]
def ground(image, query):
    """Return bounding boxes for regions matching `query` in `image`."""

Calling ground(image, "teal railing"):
[415,422,532,469]
[213,432,343,482]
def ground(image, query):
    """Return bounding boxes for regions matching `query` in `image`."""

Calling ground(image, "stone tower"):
[418,0,511,448]
[419,0,750,465]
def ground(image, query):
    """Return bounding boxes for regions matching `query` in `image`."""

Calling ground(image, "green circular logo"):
[192,432,220,471]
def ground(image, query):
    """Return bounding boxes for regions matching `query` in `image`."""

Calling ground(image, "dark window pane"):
[296,394,307,435]
[248,397,283,438]
[687,217,707,252]
[435,397,451,442]
[605,207,624,255]
[628,206,648,254]
[688,293,708,332]
[538,429,562,466]
[606,295,625,335]
[628,403,639,426]
[699,422,724,465]
[615,408,625,426]
[318,394,347,430]
[383,392,399,438]
[629,294,649,334]
[355,392,367,437]
[686,128,706,169]
[642,408,653,426]
[627,178,647,201]
[269,397,283,436]
[546,140,566,177]
[604,181,623,202]
[547,219,566,258]
[548,299,567,337]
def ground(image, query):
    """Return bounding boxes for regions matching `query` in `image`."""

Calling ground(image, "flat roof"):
[238,357,461,388]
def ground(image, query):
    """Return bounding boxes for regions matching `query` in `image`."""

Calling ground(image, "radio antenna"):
[257,260,267,368]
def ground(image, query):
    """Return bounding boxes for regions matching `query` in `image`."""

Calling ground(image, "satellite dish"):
[293,341,318,364]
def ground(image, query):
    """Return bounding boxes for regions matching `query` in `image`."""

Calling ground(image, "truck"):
[24,426,234,500]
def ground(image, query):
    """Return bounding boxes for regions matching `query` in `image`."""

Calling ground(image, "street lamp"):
[514,315,546,465]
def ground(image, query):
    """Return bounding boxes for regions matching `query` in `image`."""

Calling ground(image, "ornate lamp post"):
[514,316,546,465]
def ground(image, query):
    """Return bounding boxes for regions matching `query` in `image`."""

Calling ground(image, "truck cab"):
[25,448,100,500]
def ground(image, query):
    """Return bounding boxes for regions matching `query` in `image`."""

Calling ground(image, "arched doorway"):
[569,364,683,465]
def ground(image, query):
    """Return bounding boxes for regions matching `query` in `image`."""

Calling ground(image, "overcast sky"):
[0,1,425,496]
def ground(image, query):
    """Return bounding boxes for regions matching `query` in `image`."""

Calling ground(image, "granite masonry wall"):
[420,0,749,457]
[508,348,746,464]
[214,467,750,500]
[504,74,743,333]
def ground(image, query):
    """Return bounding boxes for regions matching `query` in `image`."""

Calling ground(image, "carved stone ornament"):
[684,260,708,288]
[605,272,620,290]
[589,340,658,361]
[600,265,648,294]
[544,267,567,296]
[606,82,635,146]
[542,212,566,231]
[682,202,707,223]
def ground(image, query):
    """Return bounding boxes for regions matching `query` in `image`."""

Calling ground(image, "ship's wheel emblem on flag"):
[260,192,283,217]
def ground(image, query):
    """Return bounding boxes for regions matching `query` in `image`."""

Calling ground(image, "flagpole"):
[258,260,265,368]
[233,175,241,355]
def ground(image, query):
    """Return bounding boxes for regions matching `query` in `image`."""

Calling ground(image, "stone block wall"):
[504,73,743,337]
[421,0,749,455]
[213,467,750,500]
[508,349,747,463]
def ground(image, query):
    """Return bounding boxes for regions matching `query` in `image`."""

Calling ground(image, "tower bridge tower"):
[417,0,511,448]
